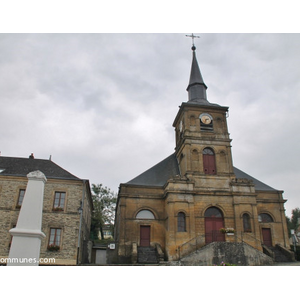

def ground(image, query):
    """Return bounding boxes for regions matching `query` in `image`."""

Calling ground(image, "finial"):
[186,33,200,50]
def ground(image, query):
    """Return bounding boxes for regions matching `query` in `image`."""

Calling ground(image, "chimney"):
[29,153,34,159]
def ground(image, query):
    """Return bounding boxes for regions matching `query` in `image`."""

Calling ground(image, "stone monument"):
[8,170,47,266]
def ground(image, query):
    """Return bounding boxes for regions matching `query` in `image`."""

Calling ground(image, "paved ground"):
[273,261,300,266]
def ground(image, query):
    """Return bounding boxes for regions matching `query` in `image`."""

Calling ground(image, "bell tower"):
[173,42,234,178]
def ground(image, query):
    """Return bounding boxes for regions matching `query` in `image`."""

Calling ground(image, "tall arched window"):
[243,213,251,232]
[177,212,186,232]
[203,148,216,175]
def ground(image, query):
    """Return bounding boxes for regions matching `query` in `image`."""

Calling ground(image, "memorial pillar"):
[8,170,47,266]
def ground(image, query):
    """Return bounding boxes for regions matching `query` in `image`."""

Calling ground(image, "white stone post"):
[8,170,47,266]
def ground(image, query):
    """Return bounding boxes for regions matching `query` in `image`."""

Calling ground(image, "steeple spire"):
[186,39,208,104]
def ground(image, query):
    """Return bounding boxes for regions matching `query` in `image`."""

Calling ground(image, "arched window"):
[204,207,223,218]
[136,210,155,220]
[203,148,216,175]
[258,213,273,223]
[243,213,251,232]
[177,212,186,232]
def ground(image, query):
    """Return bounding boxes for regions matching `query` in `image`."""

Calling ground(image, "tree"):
[291,208,300,231]
[286,208,300,238]
[90,184,117,241]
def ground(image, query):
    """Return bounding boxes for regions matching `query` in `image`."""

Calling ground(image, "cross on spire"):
[186,33,200,49]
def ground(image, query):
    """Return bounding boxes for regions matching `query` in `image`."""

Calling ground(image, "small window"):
[17,189,26,207]
[48,228,61,250]
[258,213,273,223]
[136,210,155,219]
[243,213,252,232]
[53,192,66,211]
[177,212,186,232]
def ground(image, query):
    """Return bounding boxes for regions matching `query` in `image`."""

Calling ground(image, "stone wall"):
[172,242,274,266]
[0,176,92,265]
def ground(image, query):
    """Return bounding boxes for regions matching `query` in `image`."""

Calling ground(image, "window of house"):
[177,212,186,232]
[258,213,273,223]
[136,209,155,219]
[243,213,252,232]
[17,189,25,207]
[48,228,61,249]
[203,147,216,175]
[53,192,66,211]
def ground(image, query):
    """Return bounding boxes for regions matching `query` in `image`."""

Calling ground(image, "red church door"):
[204,207,225,244]
[262,228,272,247]
[140,226,150,247]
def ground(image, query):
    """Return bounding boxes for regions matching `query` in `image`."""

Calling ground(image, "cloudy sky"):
[0,33,299,217]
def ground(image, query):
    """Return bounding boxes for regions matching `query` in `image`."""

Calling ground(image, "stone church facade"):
[114,44,290,264]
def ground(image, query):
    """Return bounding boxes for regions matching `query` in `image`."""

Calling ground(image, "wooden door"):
[205,217,225,243]
[262,228,272,247]
[140,225,150,247]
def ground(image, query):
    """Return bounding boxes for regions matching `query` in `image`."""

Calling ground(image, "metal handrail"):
[177,231,264,261]
[177,234,206,260]
[236,231,263,248]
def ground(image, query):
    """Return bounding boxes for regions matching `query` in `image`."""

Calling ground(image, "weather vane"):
[186,33,200,49]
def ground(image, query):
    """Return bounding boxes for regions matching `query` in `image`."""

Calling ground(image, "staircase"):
[270,245,293,262]
[137,246,159,264]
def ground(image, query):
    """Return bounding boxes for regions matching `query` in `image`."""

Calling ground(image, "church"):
[114,40,291,265]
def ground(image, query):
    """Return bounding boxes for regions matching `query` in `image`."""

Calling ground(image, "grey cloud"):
[0,33,299,216]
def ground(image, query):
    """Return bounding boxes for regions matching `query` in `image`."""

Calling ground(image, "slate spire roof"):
[186,45,221,107]
[187,45,208,104]
[0,156,81,181]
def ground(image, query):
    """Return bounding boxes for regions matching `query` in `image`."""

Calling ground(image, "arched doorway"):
[258,213,274,247]
[204,207,225,244]
[136,209,155,247]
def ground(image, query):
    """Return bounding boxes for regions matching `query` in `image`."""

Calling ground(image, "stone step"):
[138,247,159,264]
[270,247,291,262]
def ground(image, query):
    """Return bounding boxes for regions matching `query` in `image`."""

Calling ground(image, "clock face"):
[200,114,212,124]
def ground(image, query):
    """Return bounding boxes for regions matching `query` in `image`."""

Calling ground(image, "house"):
[114,43,292,265]
[99,224,114,240]
[0,154,93,265]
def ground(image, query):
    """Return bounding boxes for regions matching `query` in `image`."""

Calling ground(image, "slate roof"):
[126,154,180,187]
[0,156,80,181]
[233,167,276,191]
[125,153,277,192]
